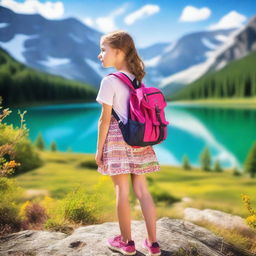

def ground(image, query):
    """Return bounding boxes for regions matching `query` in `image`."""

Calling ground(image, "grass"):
[14,151,256,219]
[11,150,256,254]
[169,97,256,109]
[191,219,256,254]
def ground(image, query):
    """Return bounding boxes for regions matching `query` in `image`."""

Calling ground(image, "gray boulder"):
[0,217,254,256]
[184,208,256,235]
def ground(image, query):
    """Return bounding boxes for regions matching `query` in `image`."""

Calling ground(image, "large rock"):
[184,208,255,235]
[0,217,253,256]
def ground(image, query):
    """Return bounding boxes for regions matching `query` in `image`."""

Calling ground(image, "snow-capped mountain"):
[138,42,170,65]
[159,16,256,95]
[0,6,110,88]
[1,5,254,95]
[207,15,256,72]
[143,28,236,90]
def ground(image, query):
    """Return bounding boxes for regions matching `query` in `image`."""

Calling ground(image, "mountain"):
[171,50,256,101]
[1,5,254,97]
[138,42,170,65]
[0,6,109,88]
[207,16,256,72]
[161,15,256,96]
[143,28,236,88]
[0,47,97,107]
[0,5,237,91]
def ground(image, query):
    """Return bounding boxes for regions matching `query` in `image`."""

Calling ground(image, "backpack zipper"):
[146,92,161,96]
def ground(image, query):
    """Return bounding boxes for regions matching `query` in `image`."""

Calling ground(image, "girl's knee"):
[115,186,129,197]
[131,175,149,199]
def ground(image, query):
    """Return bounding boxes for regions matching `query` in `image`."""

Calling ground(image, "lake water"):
[5,102,256,170]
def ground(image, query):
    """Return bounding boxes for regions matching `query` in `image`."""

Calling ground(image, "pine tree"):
[244,142,256,178]
[50,141,57,152]
[233,167,242,176]
[213,160,223,172]
[35,132,45,151]
[182,155,191,170]
[200,147,211,171]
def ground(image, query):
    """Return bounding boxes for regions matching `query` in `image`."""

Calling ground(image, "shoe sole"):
[107,244,136,255]
[142,244,161,256]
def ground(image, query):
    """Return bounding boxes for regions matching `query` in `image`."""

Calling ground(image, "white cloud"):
[96,16,117,33]
[208,11,247,30]
[179,5,211,22]
[1,0,64,19]
[124,4,160,25]
[83,17,94,27]
[84,4,128,33]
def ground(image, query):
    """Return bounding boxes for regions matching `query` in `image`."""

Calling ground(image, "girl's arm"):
[96,103,113,152]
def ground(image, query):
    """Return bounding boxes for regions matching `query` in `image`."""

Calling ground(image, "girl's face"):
[98,41,123,68]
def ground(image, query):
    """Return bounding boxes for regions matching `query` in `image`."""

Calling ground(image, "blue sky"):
[2,0,256,47]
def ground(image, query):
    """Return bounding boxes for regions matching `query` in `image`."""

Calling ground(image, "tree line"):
[182,144,256,178]
[170,50,256,100]
[0,47,97,108]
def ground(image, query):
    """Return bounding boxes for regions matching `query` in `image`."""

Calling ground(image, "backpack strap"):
[107,71,144,123]
[112,108,123,124]
[107,71,144,90]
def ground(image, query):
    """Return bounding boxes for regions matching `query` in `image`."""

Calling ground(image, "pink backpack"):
[108,71,169,148]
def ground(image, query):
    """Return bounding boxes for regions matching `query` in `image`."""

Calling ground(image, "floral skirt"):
[97,115,160,176]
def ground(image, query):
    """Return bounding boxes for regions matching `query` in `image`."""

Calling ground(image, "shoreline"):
[168,97,256,109]
[4,97,256,110]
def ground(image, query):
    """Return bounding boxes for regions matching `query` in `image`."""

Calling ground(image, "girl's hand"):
[95,149,103,166]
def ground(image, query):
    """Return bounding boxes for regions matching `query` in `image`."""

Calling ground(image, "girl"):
[95,30,161,256]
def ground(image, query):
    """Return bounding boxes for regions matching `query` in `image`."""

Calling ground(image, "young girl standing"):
[95,30,161,256]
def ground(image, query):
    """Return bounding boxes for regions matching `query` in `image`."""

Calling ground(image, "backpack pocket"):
[119,119,145,146]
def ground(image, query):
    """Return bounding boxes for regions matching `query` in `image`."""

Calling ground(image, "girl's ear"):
[115,48,124,57]
[114,49,120,56]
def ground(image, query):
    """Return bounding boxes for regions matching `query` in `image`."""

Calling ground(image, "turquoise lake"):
[4,102,256,170]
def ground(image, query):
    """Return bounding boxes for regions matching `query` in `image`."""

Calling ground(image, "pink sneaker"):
[143,238,161,256]
[107,235,136,255]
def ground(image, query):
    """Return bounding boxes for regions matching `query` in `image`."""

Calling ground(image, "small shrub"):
[43,177,115,229]
[200,147,211,171]
[244,142,256,178]
[0,177,23,234]
[175,244,200,256]
[44,219,73,234]
[246,215,256,229]
[34,132,45,151]
[150,188,180,205]
[0,104,43,176]
[77,160,98,169]
[0,206,22,235]
[213,160,223,172]
[50,141,57,152]
[241,193,256,230]
[146,176,154,186]
[20,201,48,229]
[233,167,242,176]
[62,186,99,225]
[182,155,192,170]
[25,202,48,224]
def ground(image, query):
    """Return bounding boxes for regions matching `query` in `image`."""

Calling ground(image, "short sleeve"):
[96,76,115,106]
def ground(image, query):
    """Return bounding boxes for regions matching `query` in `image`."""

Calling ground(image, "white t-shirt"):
[96,70,135,124]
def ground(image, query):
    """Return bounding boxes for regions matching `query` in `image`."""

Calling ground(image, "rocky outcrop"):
[184,208,256,235]
[0,217,254,256]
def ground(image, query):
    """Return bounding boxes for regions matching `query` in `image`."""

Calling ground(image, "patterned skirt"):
[97,115,160,176]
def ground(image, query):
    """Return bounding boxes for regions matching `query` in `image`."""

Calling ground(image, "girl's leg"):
[131,174,157,243]
[111,173,132,243]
